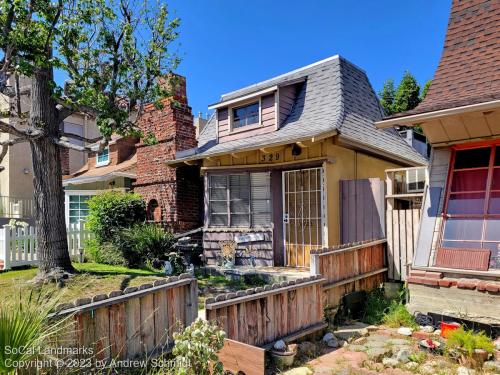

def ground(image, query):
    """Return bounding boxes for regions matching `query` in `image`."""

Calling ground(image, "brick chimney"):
[134,74,201,232]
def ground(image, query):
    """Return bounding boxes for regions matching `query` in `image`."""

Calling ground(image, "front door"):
[282,167,324,267]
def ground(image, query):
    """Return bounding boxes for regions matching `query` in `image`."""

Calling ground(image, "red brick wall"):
[60,147,70,175]
[134,75,201,233]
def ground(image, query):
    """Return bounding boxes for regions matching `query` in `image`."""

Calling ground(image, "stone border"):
[204,274,325,310]
[310,238,386,256]
[50,273,195,316]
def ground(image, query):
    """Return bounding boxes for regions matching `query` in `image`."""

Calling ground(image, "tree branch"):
[0,119,44,139]
[60,132,102,144]
[0,137,29,171]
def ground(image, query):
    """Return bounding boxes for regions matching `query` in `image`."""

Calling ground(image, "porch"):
[0,195,35,219]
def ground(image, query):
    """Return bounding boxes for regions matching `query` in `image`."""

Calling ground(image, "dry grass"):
[0,263,165,304]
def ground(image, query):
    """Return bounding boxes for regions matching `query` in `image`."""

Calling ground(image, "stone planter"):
[269,348,297,368]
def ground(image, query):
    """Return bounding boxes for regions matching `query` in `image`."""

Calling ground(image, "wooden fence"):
[310,239,387,307]
[52,275,198,361]
[340,179,385,243]
[0,221,93,269]
[205,276,326,348]
[387,208,421,281]
[385,166,426,281]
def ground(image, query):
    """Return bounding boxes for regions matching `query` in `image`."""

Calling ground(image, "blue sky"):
[167,0,452,117]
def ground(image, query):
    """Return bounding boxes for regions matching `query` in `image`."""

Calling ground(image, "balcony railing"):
[0,196,35,218]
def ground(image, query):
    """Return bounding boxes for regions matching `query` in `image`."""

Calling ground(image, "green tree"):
[420,80,432,101]
[393,71,421,113]
[379,79,396,116]
[0,0,180,278]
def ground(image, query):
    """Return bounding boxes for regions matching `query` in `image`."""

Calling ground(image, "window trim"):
[228,98,262,134]
[65,191,98,226]
[207,172,272,228]
[440,143,500,252]
[96,147,110,167]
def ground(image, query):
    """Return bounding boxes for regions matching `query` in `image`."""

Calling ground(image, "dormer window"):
[96,147,110,167]
[232,102,259,129]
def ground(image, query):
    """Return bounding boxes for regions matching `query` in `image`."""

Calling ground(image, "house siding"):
[217,93,277,143]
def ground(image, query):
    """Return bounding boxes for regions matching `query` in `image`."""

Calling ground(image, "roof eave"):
[167,130,339,167]
[337,135,427,167]
[375,99,500,129]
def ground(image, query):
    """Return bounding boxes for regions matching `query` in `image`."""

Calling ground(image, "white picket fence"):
[0,221,93,270]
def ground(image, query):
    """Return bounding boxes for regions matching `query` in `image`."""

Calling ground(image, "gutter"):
[375,99,500,128]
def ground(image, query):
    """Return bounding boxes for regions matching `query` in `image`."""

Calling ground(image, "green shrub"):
[445,328,495,356]
[363,288,392,325]
[382,301,418,329]
[172,318,225,375]
[84,239,126,266]
[118,224,176,268]
[86,191,146,241]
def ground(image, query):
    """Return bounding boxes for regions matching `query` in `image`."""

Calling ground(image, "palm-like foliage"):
[0,292,62,374]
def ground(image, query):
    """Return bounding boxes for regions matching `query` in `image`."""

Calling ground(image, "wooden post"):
[1,225,11,270]
[309,253,320,276]
[186,278,198,324]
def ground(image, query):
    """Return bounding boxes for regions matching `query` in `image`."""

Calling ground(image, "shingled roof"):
[387,0,500,119]
[175,55,427,166]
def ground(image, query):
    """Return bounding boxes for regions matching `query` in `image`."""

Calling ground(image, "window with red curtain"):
[441,144,500,269]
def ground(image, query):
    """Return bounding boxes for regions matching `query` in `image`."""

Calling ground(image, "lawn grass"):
[0,263,165,304]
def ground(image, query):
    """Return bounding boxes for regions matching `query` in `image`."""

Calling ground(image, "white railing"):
[0,221,93,270]
[0,196,35,218]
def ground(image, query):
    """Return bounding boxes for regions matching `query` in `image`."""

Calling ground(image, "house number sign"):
[260,150,283,163]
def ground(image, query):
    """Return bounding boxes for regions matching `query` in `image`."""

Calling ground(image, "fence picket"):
[0,224,93,269]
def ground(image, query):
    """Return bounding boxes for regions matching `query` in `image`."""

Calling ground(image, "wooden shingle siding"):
[279,85,298,126]
[203,230,274,266]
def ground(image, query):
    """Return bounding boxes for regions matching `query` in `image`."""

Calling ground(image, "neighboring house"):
[169,55,427,268]
[376,0,500,321]
[0,76,101,220]
[62,75,201,231]
[63,136,138,225]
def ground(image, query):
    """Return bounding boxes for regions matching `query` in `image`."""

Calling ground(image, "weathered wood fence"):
[53,275,197,361]
[205,276,326,348]
[385,167,426,281]
[387,208,421,280]
[340,179,385,244]
[0,221,93,269]
[310,239,387,308]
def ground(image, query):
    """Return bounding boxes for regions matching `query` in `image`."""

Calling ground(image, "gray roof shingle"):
[175,55,428,165]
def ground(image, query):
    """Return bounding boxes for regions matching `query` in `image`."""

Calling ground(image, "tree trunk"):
[30,68,74,276]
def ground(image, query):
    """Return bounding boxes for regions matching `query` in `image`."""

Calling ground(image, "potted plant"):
[445,328,494,367]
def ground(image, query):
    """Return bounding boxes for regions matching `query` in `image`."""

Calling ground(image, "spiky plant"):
[0,291,63,374]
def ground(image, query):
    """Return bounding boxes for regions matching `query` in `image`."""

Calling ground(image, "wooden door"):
[283,168,324,267]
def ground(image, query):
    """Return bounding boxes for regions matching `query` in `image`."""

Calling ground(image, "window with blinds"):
[208,172,271,227]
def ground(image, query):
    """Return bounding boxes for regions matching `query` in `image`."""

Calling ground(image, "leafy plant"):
[84,239,126,266]
[87,192,146,242]
[119,224,176,268]
[0,292,64,374]
[165,251,186,275]
[362,288,392,325]
[172,318,226,375]
[382,302,418,329]
[445,328,495,357]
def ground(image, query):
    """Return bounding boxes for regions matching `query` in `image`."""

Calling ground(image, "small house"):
[170,55,426,268]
